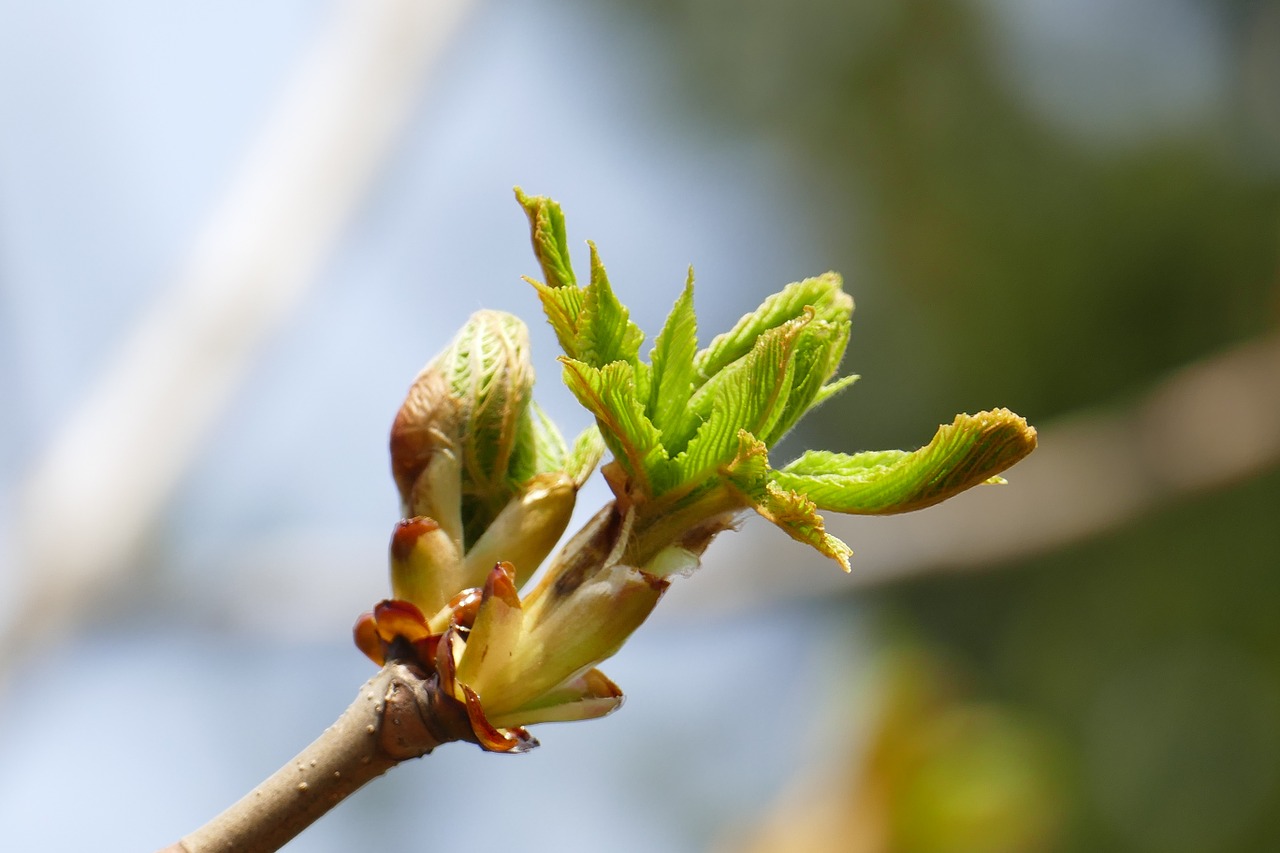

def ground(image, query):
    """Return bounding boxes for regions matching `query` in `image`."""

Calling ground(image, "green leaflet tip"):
[770,407,1037,516]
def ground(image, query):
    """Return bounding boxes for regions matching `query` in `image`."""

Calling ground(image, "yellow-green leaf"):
[560,358,668,493]
[674,311,809,483]
[648,270,698,438]
[565,425,606,487]
[695,273,851,381]
[750,481,853,572]
[772,409,1038,514]
[527,276,585,358]
[515,187,576,290]
[575,242,645,368]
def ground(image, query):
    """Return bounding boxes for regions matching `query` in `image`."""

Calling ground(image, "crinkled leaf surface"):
[565,425,606,487]
[674,313,810,483]
[647,271,698,439]
[695,274,850,381]
[527,278,586,358]
[767,317,853,444]
[514,400,568,481]
[511,192,1037,572]
[774,409,1037,514]
[516,188,576,290]
[725,431,853,570]
[560,358,668,492]
[575,242,645,368]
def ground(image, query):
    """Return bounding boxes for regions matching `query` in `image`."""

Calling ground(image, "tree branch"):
[160,662,472,853]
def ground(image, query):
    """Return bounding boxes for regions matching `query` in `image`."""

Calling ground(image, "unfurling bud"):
[389,309,539,546]
[388,367,464,535]
[357,191,1039,755]
[385,309,590,621]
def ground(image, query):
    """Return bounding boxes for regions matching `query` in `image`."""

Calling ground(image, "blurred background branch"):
[683,329,1280,613]
[1,0,472,680]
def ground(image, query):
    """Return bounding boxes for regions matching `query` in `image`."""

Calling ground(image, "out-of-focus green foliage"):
[880,469,1280,852]
[626,0,1278,444]
[611,0,1280,848]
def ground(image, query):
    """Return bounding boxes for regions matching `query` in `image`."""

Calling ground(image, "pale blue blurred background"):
[0,2,842,850]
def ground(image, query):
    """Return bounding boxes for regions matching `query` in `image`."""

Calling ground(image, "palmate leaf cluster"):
[516,189,1036,571]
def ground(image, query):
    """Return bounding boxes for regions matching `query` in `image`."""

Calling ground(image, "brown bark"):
[160,662,472,853]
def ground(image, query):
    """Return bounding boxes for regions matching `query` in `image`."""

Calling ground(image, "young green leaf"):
[446,312,532,500]
[565,425,607,487]
[782,447,909,477]
[674,310,810,479]
[526,278,586,358]
[575,242,645,368]
[515,187,576,290]
[694,274,850,381]
[761,316,851,445]
[508,192,1037,577]
[772,409,1037,514]
[754,482,855,571]
[559,358,668,493]
[721,431,854,570]
[808,373,860,410]
[647,270,698,438]
[517,400,569,480]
